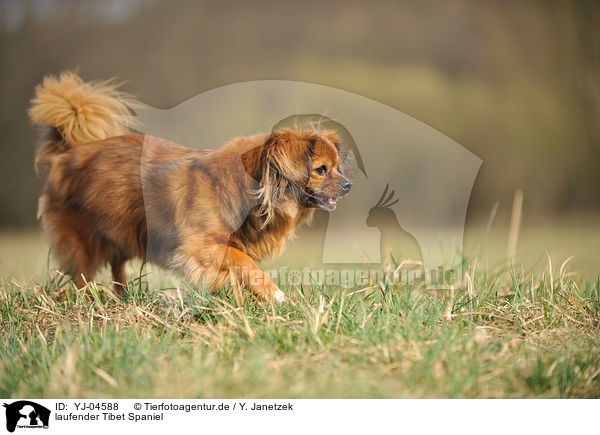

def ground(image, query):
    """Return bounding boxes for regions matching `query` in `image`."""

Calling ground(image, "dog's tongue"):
[328,198,337,205]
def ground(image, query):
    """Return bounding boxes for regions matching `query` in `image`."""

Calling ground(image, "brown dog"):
[29,72,351,303]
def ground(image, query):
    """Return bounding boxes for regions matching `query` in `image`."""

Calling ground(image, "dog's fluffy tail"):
[29,71,130,146]
[29,71,131,172]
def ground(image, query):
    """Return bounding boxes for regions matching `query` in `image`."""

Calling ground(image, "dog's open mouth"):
[304,189,340,210]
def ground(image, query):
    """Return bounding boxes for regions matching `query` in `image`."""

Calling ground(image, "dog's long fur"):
[29,72,351,303]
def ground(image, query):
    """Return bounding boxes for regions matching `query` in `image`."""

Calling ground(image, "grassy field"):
[1,222,599,398]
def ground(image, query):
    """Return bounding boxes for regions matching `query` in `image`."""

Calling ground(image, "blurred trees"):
[0,0,597,227]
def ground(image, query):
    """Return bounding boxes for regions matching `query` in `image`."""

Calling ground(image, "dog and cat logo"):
[128,80,482,285]
[2,401,50,432]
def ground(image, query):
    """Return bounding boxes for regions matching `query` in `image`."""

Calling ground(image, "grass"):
[1,250,599,398]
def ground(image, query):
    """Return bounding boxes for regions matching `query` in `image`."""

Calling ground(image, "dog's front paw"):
[272,287,286,304]
[256,282,286,304]
[246,270,286,304]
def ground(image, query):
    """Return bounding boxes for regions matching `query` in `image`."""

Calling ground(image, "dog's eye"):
[314,165,328,175]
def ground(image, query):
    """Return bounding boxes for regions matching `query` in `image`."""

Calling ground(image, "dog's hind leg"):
[40,207,102,288]
[110,255,128,294]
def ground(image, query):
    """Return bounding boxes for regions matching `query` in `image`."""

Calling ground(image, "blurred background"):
[0,0,598,278]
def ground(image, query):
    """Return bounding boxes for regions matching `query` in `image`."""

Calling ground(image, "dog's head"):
[242,129,352,222]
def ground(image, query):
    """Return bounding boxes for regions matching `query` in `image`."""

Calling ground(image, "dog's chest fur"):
[232,203,314,260]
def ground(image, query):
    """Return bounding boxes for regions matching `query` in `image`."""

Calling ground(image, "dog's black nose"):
[340,179,352,191]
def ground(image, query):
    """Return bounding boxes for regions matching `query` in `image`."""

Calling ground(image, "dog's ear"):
[266,130,314,183]
[319,129,348,162]
[241,130,314,224]
[321,129,341,148]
